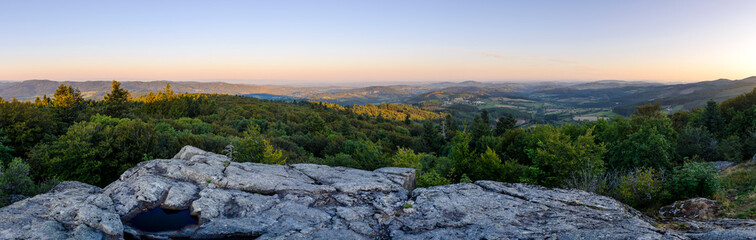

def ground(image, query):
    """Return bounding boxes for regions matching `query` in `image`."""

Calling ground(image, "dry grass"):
[717,162,756,219]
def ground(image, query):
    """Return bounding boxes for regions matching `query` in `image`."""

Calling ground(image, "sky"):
[0,0,755,84]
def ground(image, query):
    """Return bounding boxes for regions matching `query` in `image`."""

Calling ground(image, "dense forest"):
[1,81,755,216]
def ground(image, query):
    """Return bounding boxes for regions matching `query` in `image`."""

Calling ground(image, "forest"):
[1,81,755,217]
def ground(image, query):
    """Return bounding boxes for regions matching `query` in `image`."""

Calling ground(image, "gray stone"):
[389,181,680,240]
[675,218,756,239]
[710,161,736,171]
[0,181,120,239]
[660,198,722,220]
[1,145,753,239]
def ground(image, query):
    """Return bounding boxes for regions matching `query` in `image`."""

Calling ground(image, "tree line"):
[1,81,755,211]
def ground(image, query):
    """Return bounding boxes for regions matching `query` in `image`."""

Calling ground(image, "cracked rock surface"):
[1,146,754,239]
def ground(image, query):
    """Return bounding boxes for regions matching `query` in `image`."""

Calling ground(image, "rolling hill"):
[0,80,294,100]
[2,77,754,118]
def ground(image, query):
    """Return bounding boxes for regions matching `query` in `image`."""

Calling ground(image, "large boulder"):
[0,146,753,239]
[710,161,736,171]
[660,198,722,220]
[0,181,123,240]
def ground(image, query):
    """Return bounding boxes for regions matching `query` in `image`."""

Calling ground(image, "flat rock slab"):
[0,146,753,239]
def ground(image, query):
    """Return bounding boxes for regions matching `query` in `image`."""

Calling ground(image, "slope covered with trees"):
[1,82,755,216]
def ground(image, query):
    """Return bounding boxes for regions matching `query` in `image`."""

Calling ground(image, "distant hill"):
[2,77,754,116]
[610,76,756,114]
[243,93,300,101]
[307,85,432,105]
[0,80,292,100]
[409,86,514,102]
[568,80,664,90]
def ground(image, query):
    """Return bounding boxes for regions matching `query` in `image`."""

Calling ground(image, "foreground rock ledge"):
[0,146,752,239]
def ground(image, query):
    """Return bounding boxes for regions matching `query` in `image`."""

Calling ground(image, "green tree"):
[103,80,131,117]
[449,132,475,181]
[0,131,13,165]
[615,167,665,207]
[667,161,721,199]
[474,147,503,181]
[470,111,492,153]
[391,147,422,170]
[494,114,517,136]
[700,99,725,136]
[53,84,85,122]
[420,121,443,153]
[527,126,606,186]
[0,101,60,156]
[235,125,285,165]
[29,115,165,186]
[608,124,674,170]
[341,140,386,170]
[602,106,677,170]
[634,103,664,118]
[303,114,328,134]
[676,126,718,161]
[443,114,458,141]
[718,135,743,163]
[720,87,756,113]
[0,158,33,206]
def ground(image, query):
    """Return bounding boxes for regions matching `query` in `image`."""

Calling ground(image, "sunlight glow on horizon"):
[1,1,755,84]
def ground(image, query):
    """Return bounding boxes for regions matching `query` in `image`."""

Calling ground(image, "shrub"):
[614,168,665,207]
[416,170,451,187]
[0,158,57,207]
[499,160,529,183]
[718,135,743,163]
[676,125,719,161]
[459,173,472,183]
[562,168,618,196]
[391,147,422,170]
[527,126,606,187]
[667,161,721,200]
[234,126,285,165]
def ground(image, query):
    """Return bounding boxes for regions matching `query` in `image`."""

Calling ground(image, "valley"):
[3,77,754,125]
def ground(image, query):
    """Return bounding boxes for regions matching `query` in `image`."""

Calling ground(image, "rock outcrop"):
[0,146,754,239]
[660,198,722,220]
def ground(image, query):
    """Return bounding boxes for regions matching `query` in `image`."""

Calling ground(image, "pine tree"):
[495,114,517,136]
[444,115,458,140]
[52,84,85,122]
[421,121,443,153]
[103,80,131,118]
[700,99,725,136]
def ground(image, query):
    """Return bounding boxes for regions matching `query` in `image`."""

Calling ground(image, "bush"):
[416,170,451,188]
[527,126,606,187]
[667,161,721,200]
[234,126,285,165]
[718,135,743,163]
[563,169,618,196]
[0,158,57,207]
[391,147,422,170]
[676,125,719,161]
[615,168,665,207]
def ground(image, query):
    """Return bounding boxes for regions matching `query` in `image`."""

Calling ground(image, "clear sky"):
[1,0,754,84]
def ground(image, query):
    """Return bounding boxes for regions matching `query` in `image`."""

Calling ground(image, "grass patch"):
[717,162,756,219]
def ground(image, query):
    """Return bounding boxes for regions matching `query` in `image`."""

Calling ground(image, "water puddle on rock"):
[126,207,199,232]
